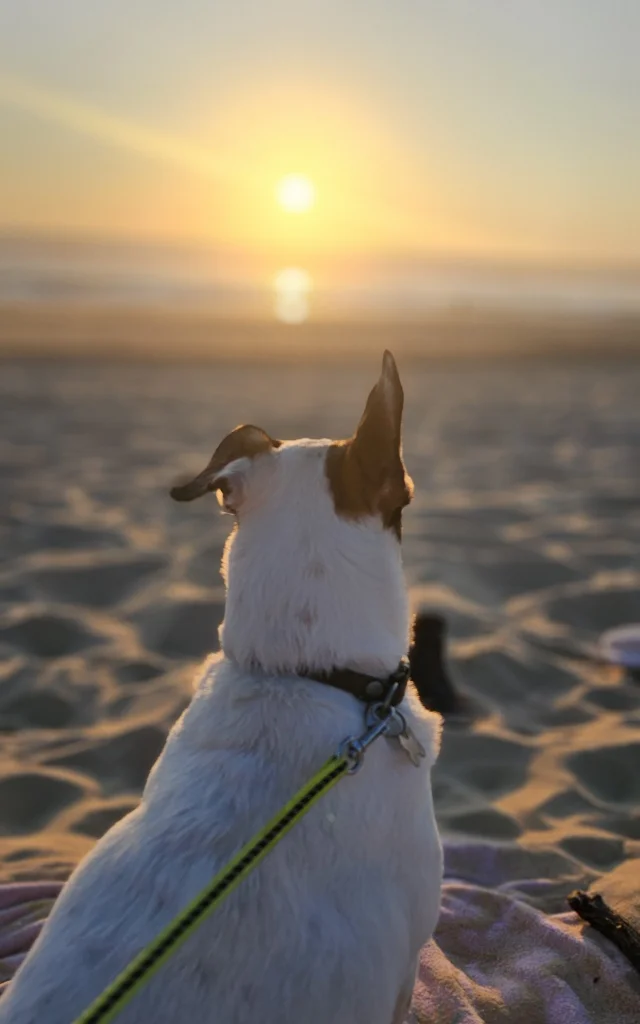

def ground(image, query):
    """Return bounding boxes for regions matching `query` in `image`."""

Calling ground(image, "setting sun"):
[276,174,316,213]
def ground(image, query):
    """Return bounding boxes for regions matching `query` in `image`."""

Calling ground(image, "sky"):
[0,0,639,268]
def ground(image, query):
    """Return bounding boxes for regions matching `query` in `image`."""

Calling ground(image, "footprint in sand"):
[44,725,167,797]
[132,597,225,661]
[567,742,640,806]
[559,834,624,871]
[549,587,640,634]
[114,659,165,685]
[30,553,166,609]
[587,686,640,712]
[0,690,74,730]
[442,806,522,840]
[0,771,88,835]
[435,732,533,800]
[30,523,128,552]
[69,801,138,839]
[184,543,225,588]
[0,612,103,659]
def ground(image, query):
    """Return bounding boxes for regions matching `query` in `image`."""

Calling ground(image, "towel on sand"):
[412,844,640,1023]
[2,843,639,1022]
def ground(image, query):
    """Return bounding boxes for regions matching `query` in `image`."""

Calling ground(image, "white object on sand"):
[600,624,640,669]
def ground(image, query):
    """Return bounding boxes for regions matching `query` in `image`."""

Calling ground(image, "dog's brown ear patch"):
[170,425,280,502]
[326,350,413,538]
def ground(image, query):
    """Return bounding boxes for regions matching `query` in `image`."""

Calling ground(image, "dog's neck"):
[218,441,410,679]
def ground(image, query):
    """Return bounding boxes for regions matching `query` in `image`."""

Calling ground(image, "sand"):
[1,354,640,1014]
[1,302,640,362]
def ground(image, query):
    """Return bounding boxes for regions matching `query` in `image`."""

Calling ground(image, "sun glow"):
[274,267,312,323]
[276,174,316,213]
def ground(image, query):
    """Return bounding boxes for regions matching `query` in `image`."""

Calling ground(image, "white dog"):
[0,351,442,1024]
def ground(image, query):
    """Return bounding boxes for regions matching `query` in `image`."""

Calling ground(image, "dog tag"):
[397,721,426,767]
[382,709,426,766]
[384,708,406,738]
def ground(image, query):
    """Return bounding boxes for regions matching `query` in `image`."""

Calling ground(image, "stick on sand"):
[568,891,640,973]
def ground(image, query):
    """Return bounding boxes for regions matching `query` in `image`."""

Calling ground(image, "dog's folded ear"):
[170,425,280,512]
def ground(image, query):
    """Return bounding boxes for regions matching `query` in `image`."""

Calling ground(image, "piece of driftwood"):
[568,890,640,974]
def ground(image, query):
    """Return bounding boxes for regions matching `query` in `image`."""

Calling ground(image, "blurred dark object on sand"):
[409,613,465,717]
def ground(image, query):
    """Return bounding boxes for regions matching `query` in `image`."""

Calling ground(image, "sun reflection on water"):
[274,267,312,323]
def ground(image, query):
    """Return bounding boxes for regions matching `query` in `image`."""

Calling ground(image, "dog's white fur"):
[221,440,411,678]
[0,358,443,1024]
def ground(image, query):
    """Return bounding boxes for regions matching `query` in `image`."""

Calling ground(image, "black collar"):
[300,657,410,707]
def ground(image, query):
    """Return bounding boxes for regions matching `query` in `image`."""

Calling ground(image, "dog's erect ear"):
[353,349,403,452]
[170,425,280,511]
[326,351,413,536]
[350,350,410,511]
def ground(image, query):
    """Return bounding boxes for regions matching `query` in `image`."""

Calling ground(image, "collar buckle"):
[380,656,410,709]
[363,656,410,709]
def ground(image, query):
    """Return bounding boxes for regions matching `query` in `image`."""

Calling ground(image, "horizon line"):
[1,226,640,278]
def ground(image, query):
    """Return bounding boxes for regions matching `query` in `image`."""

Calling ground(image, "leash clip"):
[337,702,395,774]
[380,680,399,713]
[336,657,412,774]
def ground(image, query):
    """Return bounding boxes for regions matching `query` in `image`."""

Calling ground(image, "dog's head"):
[171,350,412,533]
[171,351,413,675]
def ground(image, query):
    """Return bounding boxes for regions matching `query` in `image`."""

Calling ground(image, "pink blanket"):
[2,843,639,1022]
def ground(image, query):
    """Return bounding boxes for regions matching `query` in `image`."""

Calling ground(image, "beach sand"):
[1,353,639,1012]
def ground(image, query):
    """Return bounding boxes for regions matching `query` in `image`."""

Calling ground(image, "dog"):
[0,351,442,1024]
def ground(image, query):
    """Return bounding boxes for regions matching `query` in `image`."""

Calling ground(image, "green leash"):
[73,705,393,1024]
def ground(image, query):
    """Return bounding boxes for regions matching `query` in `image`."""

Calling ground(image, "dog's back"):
[1,658,441,1024]
[0,352,443,1024]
